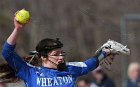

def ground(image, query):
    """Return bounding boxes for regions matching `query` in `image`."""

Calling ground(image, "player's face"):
[48,48,65,64]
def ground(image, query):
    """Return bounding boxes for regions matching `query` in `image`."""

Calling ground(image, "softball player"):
[2,17,117,87]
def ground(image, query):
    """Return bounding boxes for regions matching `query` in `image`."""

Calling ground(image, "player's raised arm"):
[7,18,24,45]
[7,9,30,45]
[2,9,31,81]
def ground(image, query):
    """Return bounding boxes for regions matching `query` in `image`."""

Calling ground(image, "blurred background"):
[0,0,140,87]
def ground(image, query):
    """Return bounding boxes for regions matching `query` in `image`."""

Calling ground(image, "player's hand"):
[14,17,24,30]
[102,47,120,56]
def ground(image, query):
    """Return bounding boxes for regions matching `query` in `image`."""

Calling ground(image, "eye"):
[60,52,66,56]
[50,52,66,56]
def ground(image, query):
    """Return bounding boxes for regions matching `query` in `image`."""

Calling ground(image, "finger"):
[14,11,18,16]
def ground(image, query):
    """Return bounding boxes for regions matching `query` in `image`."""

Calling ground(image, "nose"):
[58,56,64,61]
[59,55,64,59]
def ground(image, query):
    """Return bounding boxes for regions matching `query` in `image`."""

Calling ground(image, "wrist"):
[14,27,22,30]
[97,51,107,62]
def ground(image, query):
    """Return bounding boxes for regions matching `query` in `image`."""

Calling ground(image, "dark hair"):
[36,38,63,57]
[0,63,19,83]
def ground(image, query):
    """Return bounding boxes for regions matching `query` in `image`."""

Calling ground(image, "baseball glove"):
[95,39,130,70]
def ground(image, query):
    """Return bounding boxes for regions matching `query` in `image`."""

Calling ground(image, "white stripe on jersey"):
[66,62,87,67]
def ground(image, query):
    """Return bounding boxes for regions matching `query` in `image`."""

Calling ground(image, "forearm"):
[84,56,99,71]
[7,28,21,45]
[73,57,99,76]
[82,51,107,72]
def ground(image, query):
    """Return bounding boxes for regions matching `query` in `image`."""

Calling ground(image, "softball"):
[15,9,30,24]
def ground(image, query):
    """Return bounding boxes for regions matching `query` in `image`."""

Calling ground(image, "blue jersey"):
[2,42,100,87]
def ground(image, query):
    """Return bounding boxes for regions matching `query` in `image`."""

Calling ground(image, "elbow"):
[2,49,10,59]
[2,49,7,59]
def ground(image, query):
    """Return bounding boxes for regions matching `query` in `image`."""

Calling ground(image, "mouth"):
[57,61,66,71]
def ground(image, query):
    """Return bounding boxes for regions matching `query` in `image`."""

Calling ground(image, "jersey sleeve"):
[2,41,31,81]
[83,56,99,73]
[66,57,99,76]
